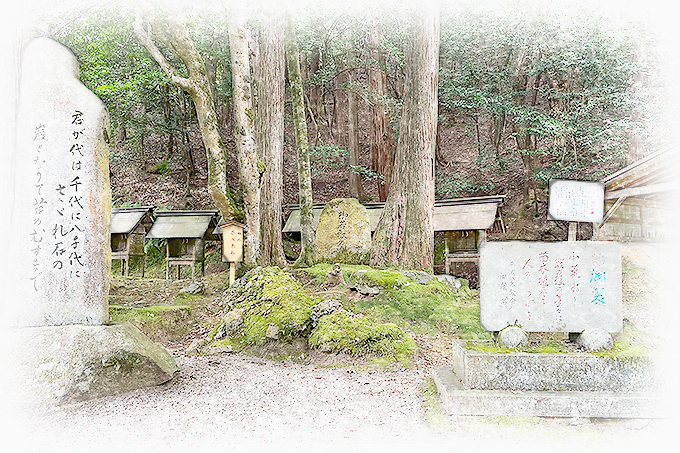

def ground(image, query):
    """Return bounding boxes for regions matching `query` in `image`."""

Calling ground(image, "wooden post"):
[229,262,236,286]
[568,222,577,241]
[219,221,245,287]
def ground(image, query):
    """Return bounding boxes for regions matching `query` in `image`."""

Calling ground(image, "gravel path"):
[6,352,675,452]
[4,243,677,451]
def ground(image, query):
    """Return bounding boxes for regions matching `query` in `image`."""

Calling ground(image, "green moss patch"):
[209,267,320,348]
[301,263,372,285]
[109,304,192,343]
[309,309,416,363]
[357,277,490,339]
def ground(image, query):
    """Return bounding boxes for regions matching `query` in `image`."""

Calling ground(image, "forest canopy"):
[16,0,676,267]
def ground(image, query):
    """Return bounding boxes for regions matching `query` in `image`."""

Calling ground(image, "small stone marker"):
[314,198,371,264]
[8,37,111,326]
[479,241,622,333]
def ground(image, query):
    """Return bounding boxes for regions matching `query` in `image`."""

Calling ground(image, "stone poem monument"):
[5,38,177,407]
[314,198,371,265]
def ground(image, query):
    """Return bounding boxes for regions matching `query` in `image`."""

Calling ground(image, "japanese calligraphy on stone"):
[479,241,622,333]
[8,38,111,327]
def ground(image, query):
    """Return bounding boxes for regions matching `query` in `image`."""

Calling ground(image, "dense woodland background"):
[26,0,676,266]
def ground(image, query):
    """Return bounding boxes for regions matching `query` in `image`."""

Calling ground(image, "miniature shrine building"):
[110,206,155,277]
[146,210,220,279]
[283,196,505,275]
[595,145,679,242]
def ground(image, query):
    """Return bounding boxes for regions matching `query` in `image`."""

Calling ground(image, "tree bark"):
[285,18,315,267]
[133,2,237,221]
[347,69,366,200]
[370,2,439,272]
[369,23,394,201]
[228,7,261,265]
[255,10,286,267]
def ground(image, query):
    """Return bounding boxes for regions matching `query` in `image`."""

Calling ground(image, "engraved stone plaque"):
[479,241,622,332]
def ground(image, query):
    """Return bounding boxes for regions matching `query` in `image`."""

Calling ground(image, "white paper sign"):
[548,179,604,223]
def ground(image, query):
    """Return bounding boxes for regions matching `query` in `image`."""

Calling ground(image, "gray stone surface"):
[310,298,343,326]
[433,367,667,419]
[179,281,205,295]
[7,322,178,407]
[451,339,656,392]
[400,270,433,284]
[479,241,623,332]
[497,326,528,348]
[8,37,112,327]
[314,198,371,264]
[434,274,462,292]
[575,327,614,351]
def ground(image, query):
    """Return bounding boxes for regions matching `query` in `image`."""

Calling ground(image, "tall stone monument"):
[9,37,111,327]
[5,38,177,407]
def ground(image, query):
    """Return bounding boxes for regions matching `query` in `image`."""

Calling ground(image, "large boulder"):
[314,198,371,265]
[6,322,178,407]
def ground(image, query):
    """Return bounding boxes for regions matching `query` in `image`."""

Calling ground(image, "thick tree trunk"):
[370,2,439,272]
[228,9,261,265]
[285,19,315,267]
[255,11,286,268]
[347,70,366,200]
[133,3,237,222]
[369,23,394,202]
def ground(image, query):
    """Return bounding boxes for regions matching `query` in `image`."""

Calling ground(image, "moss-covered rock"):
[208,267,321,348]
[309,309,416,362]
[314,198,371,265]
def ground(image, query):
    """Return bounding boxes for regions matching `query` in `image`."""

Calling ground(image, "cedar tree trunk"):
[370,2,439,272]
[255,10,286,267]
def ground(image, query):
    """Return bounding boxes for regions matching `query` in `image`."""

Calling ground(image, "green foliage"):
[152,159,172,175]
[309,145,348,176]
[435,174,496,198]
[308,309,415,362]
[438,2,662,181]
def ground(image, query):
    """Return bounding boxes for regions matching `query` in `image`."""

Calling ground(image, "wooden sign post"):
[219,221,245,286]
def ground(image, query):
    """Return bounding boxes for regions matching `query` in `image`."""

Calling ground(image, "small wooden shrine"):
[595,145,679,242]
[146,210,220,279]
[110,206,155,276]
[283,196,505,275]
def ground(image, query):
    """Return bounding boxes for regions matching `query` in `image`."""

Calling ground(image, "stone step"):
[433,367,667,419]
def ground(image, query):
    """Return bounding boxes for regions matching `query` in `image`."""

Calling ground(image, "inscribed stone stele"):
[7,37,111,326]
[314,198,371,264]
[479,241,622,333]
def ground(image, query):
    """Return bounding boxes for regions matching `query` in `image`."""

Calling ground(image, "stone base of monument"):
[433,340,666,419]
[7,322,179,407]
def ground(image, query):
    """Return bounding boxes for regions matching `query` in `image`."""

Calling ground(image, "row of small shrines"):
[110,196,507,279]
[111,208,239,279]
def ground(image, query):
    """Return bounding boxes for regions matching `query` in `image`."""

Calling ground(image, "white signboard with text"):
[548,179,604,223]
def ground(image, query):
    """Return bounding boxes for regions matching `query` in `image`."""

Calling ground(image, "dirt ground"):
[4,242,676,451]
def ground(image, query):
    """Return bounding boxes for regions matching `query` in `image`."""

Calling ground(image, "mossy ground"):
[108,247,660,372]
[109,304,193,344]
